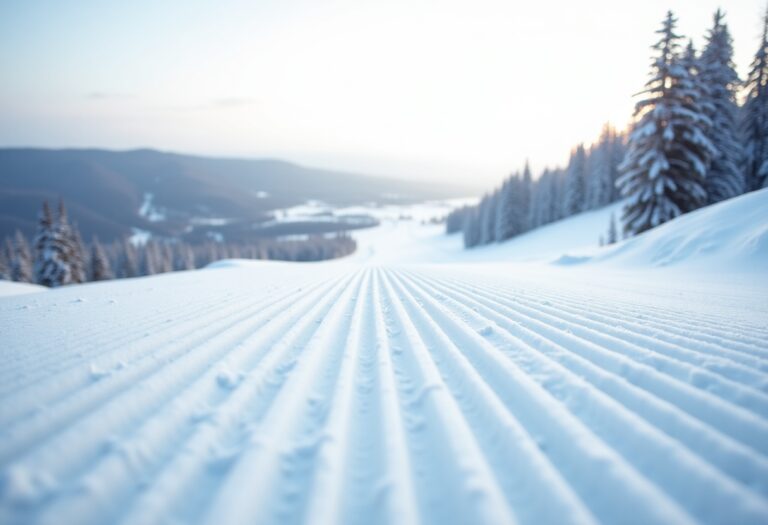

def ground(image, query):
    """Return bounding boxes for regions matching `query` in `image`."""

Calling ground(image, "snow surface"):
[347,200,625,265]
[1,190,767,525]
[579,188,768,273]
[0,281,46,297]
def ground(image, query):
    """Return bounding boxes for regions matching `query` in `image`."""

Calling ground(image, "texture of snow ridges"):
[398,269,768,520]
[1,263,767,525]
[403,271,768,495]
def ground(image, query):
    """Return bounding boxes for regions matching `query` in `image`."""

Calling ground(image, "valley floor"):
[1,194,767,524]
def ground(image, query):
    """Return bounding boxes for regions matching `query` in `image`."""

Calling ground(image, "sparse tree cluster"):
[451,8,768,246]
[0,200,357,288]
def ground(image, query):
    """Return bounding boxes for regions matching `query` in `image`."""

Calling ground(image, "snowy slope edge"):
[560,188,768,273]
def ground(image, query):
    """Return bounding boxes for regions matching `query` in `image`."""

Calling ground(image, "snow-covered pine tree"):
[531,169,554,227]
[587,125,619,209]
[617,11,716,236]
[520,161,532,231]
[202,241,219,266]
[478,193,496,245]
[0,238,11,280]
[119,238,140,278]
[700,9,745,203]
[494,178,514,242]
[104,240,119,275]
[216,242,229,261]
[175,242,196,271]
[583,143,598,210]
[34,201,71,287]
[542,171,557,223]
[477,194,490,246]
[463,208,481,248]
[494,174,520,242]
[563,145,587,217]
[609,131,627,202]
[607,212,618,244]
[511,175,529,235]
[159,243,174,273]
[497,174,529,241]
[141,241,158,276]
[70,225,87,283]
[742,7,768,191]
[552,168,567,222]
[11,231,33,283]
[680,39,714,137]
[584,144,598,211]
[54,201,86,283]
[90,237,114,281]
[445,206,469,234]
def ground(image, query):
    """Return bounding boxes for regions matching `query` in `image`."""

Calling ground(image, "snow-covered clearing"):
[1,190,767,524]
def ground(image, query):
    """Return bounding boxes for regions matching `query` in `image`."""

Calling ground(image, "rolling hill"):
[0,148,468,241]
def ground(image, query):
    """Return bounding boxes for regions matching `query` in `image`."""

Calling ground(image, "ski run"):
[1,191,768,525]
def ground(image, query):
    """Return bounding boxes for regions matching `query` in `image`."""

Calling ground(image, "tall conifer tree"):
[700,9,745,202]
[742,7,768,190]
[90,237,114,281]
[617,11,716,235]
[11,231,33,283]
[564,145,587,216]
[34,201,71,287]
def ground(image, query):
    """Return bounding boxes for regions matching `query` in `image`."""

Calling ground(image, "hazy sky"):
[0,0,763,188]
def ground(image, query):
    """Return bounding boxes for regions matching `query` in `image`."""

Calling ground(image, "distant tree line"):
[0,200,356,288]
[451,8,768,245]
[449,125,626,248]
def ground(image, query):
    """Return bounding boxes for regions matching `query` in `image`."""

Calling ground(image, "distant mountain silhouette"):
[0,148,465,241]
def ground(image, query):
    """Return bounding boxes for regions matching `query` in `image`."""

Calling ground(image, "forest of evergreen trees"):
[0,200,357,288]
[449,126,626,247]
[451,8,768,247]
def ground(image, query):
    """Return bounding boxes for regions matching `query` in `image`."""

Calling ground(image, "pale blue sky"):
[0,0,763,186]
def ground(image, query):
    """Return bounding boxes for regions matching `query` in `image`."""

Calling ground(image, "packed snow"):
[577,188,768,273]
[1,191,767,525]
[0,281,46,297]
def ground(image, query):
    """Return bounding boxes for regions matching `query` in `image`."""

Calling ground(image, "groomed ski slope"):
[1,190,768,525]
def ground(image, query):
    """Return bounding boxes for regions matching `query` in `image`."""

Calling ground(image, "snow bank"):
[206,259,278,270]
[205,258,335,270]
[581,188,768,273]
[0,281,46,298]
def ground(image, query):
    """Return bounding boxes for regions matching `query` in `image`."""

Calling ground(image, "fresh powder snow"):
[1,190,767,525]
